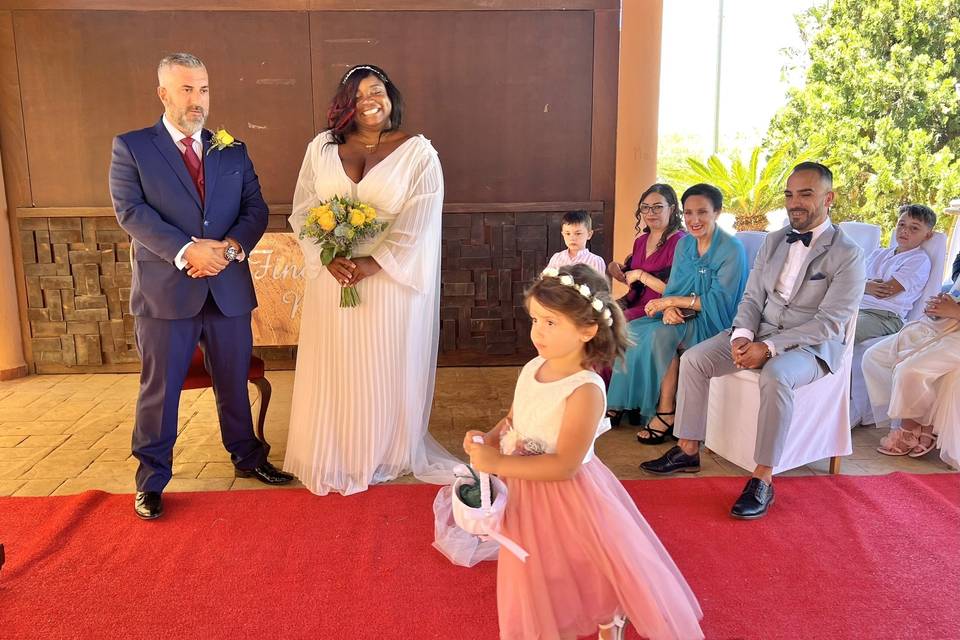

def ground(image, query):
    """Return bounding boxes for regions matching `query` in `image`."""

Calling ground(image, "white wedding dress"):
[284,131,459,495]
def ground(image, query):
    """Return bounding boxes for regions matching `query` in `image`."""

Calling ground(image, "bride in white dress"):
[284,64,459,495]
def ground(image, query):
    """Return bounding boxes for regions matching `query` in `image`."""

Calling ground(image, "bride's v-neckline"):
[336,135,418,186]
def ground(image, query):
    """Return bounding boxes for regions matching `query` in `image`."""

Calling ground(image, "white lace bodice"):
[500,357,610,464]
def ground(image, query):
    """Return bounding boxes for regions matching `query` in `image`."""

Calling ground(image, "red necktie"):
[181,137,205,204]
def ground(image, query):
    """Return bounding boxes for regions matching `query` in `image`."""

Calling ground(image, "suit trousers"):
[132,293,266,492]
[675,332,827,467]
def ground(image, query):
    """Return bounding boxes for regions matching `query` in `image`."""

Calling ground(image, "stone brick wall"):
[15,207,606,372]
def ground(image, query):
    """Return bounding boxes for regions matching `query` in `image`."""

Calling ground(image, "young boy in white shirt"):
[856,204,936,343]
[546,210,606,275]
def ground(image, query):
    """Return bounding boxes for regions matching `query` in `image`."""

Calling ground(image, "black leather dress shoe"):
[639,445,701,475]
[134,491,163,520]
[235,461,294,485]
[731,477,775,520]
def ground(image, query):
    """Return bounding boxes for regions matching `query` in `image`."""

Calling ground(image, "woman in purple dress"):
[606,183,684,426]
[609,184,685,322]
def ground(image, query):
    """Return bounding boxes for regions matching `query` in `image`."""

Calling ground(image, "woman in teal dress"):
[607,183,748,444]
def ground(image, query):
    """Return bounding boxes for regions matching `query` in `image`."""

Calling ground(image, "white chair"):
[849,232,948,426]
[735,231,767,269]
[838,221,882,256]
[705,314,857,474]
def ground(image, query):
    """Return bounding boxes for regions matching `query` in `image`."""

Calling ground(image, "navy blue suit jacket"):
[109,119,268,319]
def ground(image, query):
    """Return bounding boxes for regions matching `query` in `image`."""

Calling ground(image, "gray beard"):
[177,112,206,135]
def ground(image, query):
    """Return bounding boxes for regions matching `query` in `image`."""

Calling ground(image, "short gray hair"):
[158,52,205,82]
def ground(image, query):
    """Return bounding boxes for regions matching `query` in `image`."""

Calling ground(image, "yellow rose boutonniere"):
[207,127,241,155]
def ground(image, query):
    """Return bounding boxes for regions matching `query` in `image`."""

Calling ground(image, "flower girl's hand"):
[467,441,501,474]
[463,430,486,454]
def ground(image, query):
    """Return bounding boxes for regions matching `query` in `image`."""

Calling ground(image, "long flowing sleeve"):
[693,236,748,340]
[370,145,443,294]
[289,138,324,279]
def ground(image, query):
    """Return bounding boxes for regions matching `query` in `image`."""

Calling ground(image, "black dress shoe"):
[639,445,700,475]
[235,461,294,485]
[134,491,163,520]
[731,478,775,520]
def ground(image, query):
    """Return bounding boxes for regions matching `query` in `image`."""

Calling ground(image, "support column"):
[613,0,663,294]
[0,151,27,380]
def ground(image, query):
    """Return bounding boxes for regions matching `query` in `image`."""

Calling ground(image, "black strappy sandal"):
[635,411,675,445]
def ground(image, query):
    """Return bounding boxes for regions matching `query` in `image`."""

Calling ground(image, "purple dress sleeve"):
[620,230,686,322]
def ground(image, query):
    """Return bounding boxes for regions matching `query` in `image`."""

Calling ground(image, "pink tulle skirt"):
[497,458,704,640]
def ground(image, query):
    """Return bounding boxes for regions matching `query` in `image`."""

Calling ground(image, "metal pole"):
[713,0,724,155]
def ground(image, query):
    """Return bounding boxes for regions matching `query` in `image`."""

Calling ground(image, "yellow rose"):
[363,205,377,222]
[349,208,365,227]
[319,210,336,232]
[214,129,235,146]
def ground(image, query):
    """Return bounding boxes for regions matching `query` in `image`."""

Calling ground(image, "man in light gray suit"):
[640,162,865,519]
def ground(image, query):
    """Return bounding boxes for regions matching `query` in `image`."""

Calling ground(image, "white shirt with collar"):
[162,115,245,270]
[731,217,833,356]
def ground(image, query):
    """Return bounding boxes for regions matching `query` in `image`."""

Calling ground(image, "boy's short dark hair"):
[898,203,937,229]
[561,210,592,230]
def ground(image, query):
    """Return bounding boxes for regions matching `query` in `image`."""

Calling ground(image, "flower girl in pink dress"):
[464,264,703,640]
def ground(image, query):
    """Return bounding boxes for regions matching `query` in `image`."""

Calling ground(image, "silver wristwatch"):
[224,245,239,262]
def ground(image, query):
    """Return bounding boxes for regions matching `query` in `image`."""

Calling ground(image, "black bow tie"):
[785,230,813,247]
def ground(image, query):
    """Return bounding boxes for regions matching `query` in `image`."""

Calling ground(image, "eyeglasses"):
[638,204,667,214]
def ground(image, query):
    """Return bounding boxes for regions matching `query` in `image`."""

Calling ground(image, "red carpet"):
[0,472,957,640]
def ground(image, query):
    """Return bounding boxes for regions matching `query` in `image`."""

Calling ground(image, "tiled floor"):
[0,368,953,497]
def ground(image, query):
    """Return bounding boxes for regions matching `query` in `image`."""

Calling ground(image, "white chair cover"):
[838,221,882,256]
[705,315,857,473]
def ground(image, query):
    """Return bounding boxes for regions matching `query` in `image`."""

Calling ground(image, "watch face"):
[225,246,238,261]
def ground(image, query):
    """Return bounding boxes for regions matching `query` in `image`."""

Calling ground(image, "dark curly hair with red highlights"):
[326,64,404,145]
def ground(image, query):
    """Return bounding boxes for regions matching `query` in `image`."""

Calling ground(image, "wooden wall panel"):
[18,205,605,372]
[13,10,315,206]
[310,10,595,203]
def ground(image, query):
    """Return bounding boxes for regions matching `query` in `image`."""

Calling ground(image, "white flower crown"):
[540,267,614,326]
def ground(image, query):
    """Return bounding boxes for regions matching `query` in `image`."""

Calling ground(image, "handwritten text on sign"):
[249,234,305,345]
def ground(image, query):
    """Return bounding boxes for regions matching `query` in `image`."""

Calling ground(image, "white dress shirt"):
[731,217,833,356]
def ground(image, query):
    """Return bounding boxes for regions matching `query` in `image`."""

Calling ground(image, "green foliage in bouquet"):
[299,195,388,307]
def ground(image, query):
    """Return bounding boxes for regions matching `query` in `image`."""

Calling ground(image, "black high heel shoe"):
[635,411,675,445]
[607,410,623,428]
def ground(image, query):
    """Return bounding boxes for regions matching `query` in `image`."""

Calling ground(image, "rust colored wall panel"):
[13,10,314,206]
[310,10,594,203]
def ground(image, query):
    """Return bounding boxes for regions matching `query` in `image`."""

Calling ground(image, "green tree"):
[766,0,960,234]
[660,145,822,230]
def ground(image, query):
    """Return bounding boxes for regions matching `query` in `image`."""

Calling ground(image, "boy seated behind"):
[547,210,606,275]
[856,204,936,343]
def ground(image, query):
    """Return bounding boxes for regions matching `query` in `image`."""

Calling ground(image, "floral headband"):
[540,267,613,326]
[341,65,388,85]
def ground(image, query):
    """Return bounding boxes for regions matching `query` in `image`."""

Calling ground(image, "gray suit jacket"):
[732,224,865,373]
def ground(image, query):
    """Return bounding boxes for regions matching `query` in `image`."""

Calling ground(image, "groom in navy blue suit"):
[109,53,292,519]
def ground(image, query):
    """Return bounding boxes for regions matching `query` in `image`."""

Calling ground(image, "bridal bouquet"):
[299,195,387,307]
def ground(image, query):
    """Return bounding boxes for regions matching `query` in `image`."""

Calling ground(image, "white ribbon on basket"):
[451,438,529,562]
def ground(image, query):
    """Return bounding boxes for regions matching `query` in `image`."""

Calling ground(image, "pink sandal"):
[877,429,920,456]
[908,429,937,458]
